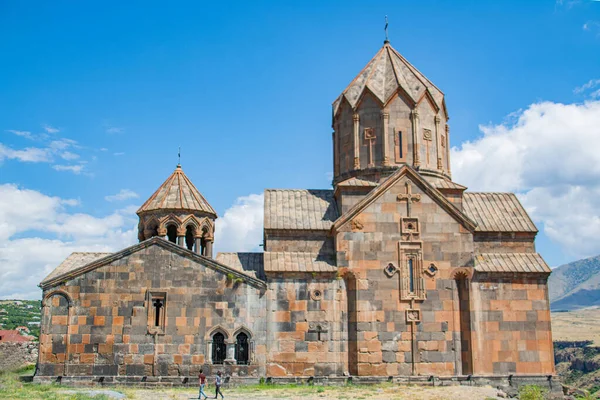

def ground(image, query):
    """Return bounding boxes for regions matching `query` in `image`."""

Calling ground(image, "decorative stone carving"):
[425,263,438,277]
[405,309,421,323]
[351,219,363,231]
[310,289,323,301]
[384,263,398,277]
[398,242,426,301]
[423,129,432,141]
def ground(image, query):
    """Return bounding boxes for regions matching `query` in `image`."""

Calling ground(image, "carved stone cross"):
[397,181,421,217]
[364,127,376,168]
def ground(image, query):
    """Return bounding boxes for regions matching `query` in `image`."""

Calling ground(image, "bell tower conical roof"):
[137,164,217,215]
[136,164,217,258]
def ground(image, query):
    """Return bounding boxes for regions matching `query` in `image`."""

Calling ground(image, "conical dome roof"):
[333,41,445,115]
[137,165,217,216]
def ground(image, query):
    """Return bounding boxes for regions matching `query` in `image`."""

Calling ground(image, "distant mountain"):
[549,254,600,311]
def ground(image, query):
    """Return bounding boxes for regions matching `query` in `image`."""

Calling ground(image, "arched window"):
[166,224,177,244]
[235,332,249,365]
[185,225,195,251]
[212,332,226,365]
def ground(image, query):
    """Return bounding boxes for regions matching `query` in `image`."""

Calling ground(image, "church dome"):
[137,164,216,215]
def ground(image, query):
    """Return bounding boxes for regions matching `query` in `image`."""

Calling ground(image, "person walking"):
[198,368,208,400]
[214,371,224,399]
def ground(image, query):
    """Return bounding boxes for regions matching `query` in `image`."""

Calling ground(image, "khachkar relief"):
[364,127,376,168]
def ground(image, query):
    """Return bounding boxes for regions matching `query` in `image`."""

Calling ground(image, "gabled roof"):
[463,193,537,233]
[475,253,551,274]
[332,165,477,233]
[264,189,338,231]
[40,237,266,290]
[42,252,112,284]
[264,252,337,273]
[333,41,445,115]
[216,252,265,280]
[137,165,217,216]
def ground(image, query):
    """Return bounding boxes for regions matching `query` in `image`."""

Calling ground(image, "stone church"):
[36,40,556,384]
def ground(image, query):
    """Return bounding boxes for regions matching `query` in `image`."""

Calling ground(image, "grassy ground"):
[551,307,600,345]
[0,367,504,400]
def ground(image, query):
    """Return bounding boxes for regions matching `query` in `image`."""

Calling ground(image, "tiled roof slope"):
[424,176,467,191]
[475,253,551,274]
[333,42,444,115]
[41,252,112,284]
[0,330,33,343]
[463,193,537,233]
[216,252,265,280]
[264,189,338,231]
[137,165,216,215]
[336,177,378,187]
[264,252,337,273]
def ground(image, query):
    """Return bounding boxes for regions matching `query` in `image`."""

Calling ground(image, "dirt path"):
[121,384,503,400]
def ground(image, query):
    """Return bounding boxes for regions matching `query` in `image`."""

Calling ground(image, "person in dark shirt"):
[214,371,224,399]
[198,368,208,400]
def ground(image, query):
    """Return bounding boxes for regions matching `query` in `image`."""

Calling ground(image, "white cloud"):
[452,99,600,259]
[113,152,125,156]
[52,164,84,174]
[60,151,80,160]
[6,130,33,140]
[0,143,52,162]
[214,193,264,253]
[43,124,59,134]
[574,79,600,98]
[106,127,124,134]
[0,184,137,299]
[105,189,139,202]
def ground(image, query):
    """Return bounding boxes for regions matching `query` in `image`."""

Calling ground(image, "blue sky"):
[1,1,600,298]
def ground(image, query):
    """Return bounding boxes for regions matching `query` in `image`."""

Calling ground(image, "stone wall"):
[335,174,474,376]
[473,232,536,254]
[0,341,38,371]
[265,230,333,254]
[265,272,347,377]
[469,273,555,375]
[37,243,267,378]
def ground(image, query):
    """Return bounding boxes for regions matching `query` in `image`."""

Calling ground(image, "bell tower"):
[136,164,217,257]
[332,40,452,185]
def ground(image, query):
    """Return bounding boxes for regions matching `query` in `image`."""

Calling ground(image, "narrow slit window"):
[153,298,163,327]
[408,258,414,293]
[398,131,403,158]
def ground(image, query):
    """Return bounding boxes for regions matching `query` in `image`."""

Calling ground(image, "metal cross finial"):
[384,15,389,43]
[178,146,181,166]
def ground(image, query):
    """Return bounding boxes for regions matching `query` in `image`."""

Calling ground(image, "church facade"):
[36,41,555,383]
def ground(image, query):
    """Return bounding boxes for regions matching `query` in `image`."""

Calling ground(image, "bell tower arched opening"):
[185,225,195,251]
[166,224,177,244]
